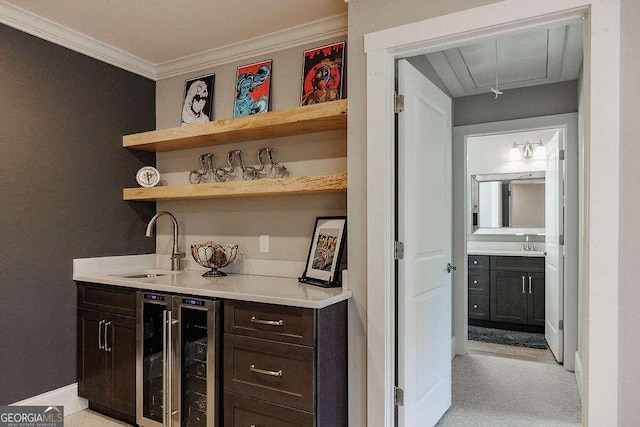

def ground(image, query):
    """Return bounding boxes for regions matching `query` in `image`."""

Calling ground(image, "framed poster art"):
[300,41,345,106]
[234,59,272,118]
[181,74,215,126]
[299,216,347,288]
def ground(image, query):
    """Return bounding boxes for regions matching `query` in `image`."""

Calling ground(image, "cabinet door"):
[527,272,545,326]
[77,308,108,405]
[490,271,527,324]
[107,314,136,417]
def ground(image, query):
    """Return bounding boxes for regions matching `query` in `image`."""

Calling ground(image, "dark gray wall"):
[619,0,640,423]
[453,80,579,126]
[0,24,156,404]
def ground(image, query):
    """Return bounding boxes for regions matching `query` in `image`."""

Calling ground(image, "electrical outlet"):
[259,235,270,253]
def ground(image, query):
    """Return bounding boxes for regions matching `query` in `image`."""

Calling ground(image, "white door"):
[397,59,452,427]
[545,131,564,362]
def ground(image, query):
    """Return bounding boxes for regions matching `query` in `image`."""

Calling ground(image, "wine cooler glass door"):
[173,297,219,427]
[137,293,170,427]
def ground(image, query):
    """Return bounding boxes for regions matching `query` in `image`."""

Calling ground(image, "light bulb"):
[508,143,522,161]
[533,141,546,160]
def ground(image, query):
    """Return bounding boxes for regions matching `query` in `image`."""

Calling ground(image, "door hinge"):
[559,320,564,331]
[394,386,404,407]
[394,241,405,260]
[559,149,565,160]
[559,235,565,246]
[394,93,404,113]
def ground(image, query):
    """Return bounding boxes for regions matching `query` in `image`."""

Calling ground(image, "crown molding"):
[154,13,348,80]
[0,2,347,81]
[0,1,156,79]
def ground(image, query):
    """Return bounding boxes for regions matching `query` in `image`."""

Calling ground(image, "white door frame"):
[452,113,579,372]
[364,1,620,426]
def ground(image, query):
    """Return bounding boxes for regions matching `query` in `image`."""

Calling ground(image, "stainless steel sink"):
[118,273,167,278]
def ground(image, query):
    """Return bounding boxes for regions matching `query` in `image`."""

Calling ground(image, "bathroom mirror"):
[471,171,545,233]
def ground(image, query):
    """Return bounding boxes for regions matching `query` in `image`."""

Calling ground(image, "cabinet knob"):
[473,280,478,284]
[473,304,478,309]
[473,260,478,265]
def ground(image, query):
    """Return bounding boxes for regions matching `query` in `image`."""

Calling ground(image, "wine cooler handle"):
[167,310,174,426]
[162,310,168,427]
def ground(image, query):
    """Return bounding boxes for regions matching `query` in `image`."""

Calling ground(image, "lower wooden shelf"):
[123,173,347,201]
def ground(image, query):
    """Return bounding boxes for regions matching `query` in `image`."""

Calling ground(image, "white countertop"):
[467,249,546,257]
[73,255,351,309]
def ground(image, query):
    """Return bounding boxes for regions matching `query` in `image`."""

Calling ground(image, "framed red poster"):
[300,41,345,106]
[233,60,272,118]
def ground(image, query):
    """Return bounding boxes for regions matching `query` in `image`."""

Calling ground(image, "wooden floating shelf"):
[123,174,347,201]
[123,100,347,152]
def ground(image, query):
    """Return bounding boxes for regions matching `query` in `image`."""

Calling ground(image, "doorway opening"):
[365,2,621,426]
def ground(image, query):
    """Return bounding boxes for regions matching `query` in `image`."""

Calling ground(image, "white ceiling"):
[426,23,583,97]
[0,0,347,79]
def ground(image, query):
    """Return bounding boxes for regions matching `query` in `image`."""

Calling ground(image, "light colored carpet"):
[437,353,582,426]
[65,409,131,426]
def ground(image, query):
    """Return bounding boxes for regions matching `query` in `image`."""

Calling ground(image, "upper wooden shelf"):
[123,173,347,201]
[123,99,348,152]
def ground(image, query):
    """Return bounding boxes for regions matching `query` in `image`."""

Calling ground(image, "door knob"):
[446,263,457,273]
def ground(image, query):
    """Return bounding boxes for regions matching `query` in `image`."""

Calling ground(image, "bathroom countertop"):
[467,249,546,257]
[73,255,351,309]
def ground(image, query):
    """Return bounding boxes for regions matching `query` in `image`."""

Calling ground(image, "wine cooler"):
[136,292,220,427]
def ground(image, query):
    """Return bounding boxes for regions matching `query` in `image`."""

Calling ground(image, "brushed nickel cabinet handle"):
[522,276,526,294]
[250,364,283,377]
[250,316,283,326]
[529,276,533,294]
[104,321,111,352]
[98,320,105,350]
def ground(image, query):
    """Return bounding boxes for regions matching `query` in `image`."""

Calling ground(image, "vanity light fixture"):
[508,142,522,161]
[508,141,536,161]
[533,140,547,160]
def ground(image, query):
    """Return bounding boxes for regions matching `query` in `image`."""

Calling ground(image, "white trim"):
[575,351,584,401]
[11,383,88,416]
[365,1,620,426]
[0,1,156,79]
[451,336,456,361]
[155,13,348,80]
[0,2,347,81]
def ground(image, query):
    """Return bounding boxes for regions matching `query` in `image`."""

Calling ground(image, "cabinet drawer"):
[77,283,136,317]
[468,270,490,295]
[468,255,490,270]
[224,300,314,346]
[468,295,490,320]
[491,256,545,272]
[224,392,314,427]
[224,334,314,412]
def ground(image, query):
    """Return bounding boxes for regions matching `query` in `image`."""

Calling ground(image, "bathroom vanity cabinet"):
[468,255,545,328]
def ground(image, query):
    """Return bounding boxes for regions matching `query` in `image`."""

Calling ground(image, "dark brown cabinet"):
[489,257,545,326]
[468,255,490,320]
[77,283,136,424]
[468,255,545,327]
[223,299,347,427]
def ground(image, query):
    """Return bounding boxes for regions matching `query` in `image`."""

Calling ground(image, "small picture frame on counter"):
[299,216,347,288]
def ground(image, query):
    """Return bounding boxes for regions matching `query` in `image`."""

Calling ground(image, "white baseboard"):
[574,351,584,401]
[10,383,88,416]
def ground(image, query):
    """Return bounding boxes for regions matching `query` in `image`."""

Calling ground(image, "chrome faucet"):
[522,235,535,252]
[145,211,185,271]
